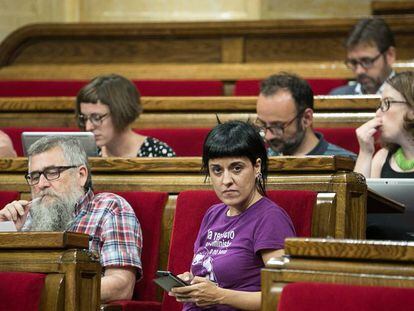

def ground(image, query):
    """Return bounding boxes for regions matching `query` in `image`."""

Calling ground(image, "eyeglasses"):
[345,51,384,70]
[25,166,78,186]
[255,111,304,137]
[78,113,110,127]
[377,97,407,112]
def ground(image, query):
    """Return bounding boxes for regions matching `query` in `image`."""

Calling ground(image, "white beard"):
[30,184,84,231]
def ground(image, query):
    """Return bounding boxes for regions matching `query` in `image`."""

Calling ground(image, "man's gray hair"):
[27,136,92,191]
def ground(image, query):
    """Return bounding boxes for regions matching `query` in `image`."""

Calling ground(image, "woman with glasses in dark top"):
[354,71,414,178]
[76,74,175,157]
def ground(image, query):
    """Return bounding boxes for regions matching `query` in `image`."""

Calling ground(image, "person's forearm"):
[218,288,261,310]
[101,274,134,302]
[354,151,374,178]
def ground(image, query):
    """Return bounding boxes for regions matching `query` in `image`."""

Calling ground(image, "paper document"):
[0,221,17,232]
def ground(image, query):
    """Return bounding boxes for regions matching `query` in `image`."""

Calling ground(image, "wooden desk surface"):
[0,95,381,112]
[280,237,414,262]
[262,237,414,311]
[0,156,355,173]
[0,156,402,215]
[0,95,378,128]
[0,231,89,249]
[0,62,413,81]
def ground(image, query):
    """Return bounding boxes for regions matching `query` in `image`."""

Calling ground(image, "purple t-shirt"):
[183,197,296,311]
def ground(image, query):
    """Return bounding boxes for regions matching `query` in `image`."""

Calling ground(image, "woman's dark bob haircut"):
[202,120,268,196]
[76,73,142,132]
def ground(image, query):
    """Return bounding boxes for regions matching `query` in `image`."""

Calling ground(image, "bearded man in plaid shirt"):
[0,136,142,302]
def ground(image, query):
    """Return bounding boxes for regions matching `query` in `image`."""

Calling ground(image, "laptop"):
[367,178,414,210]
[21,132,99,157]
[366,178,414,240]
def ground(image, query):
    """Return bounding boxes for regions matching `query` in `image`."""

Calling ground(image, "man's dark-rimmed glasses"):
[255,111,304,137]
[25,166,78,186]
[345,51,385,71]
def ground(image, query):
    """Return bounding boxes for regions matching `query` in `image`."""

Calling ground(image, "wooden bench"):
[0,155,404,274]
[0,95,378,128]
[0,232,101,311]
[0,17,413,90]
[262,237,414,311]
[0,156,403,310]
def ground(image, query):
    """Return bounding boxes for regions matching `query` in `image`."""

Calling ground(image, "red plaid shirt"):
[69,190,142,273]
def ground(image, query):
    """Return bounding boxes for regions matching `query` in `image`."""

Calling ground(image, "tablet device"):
[153,270,189,292]
[21,132,98,157]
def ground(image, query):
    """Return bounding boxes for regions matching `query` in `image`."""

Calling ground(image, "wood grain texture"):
[0,156,355,173]
[0,154,403,294]
[0,155,375,241]
[0,236,101,311]
[0,96,377,128]
[0,62,413,80]
[262,237,414,311]
[0,111,375,128]
[283,237,414,261]
[1,17,414,67]
[40,274,65,311]
[0,95,381,112]
[221,37,244,63]
[262,266,414,311]
[0,231,89,249]
[267,257,414,276]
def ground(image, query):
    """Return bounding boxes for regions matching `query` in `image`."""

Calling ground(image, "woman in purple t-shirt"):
[170,121,296,310]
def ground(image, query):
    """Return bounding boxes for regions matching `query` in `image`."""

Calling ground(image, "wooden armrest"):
[40,274,65,311]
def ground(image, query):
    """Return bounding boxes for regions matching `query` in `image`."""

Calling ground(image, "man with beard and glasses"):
[0,136,142,303]
[330,17,396,95]
[256,73,356,157]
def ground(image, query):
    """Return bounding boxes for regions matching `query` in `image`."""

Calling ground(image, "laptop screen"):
[367,178,414,210]
[21,132,99,157]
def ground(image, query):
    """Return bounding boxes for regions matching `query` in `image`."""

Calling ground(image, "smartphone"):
[153,270,189,292]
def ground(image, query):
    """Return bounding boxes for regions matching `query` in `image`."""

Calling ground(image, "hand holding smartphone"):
[153,270,190,292]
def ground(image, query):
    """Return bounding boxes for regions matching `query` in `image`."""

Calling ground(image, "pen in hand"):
[26,197,42,207]
[0,197,42,230]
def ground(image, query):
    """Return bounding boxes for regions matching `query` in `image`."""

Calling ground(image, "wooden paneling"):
[0,156,366,239]
[0,16,414,80]
[40,274,65,311]
[0,95,381,111]
[262,238,414,311]
[0,95,379,128]
[245,36,345,62]
[0,155,368,271]
[284,238,414,261]
[12,38,222,64]
[0,232,101,311]
[0,62,412,81]
[0,231,89,249]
